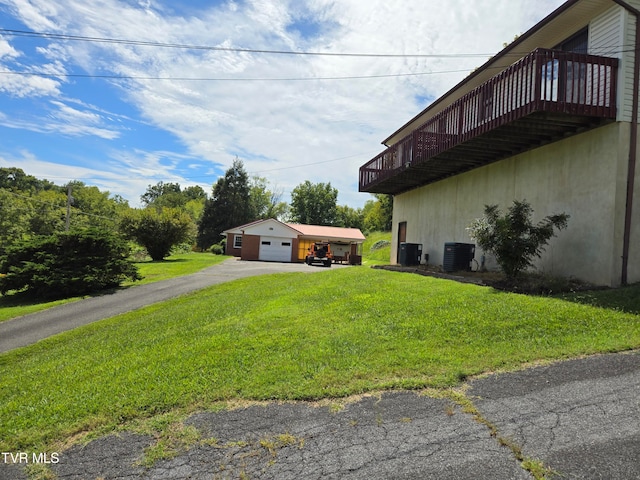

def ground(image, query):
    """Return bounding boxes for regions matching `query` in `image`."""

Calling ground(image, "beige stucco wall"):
[392,122,638,286]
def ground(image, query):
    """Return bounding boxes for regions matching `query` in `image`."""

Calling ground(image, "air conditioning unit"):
[443,242,475,272]
[399,242,423,266]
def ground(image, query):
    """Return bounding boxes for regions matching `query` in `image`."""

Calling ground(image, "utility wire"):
[1,29,635,83]
[0,68,476,81]
[3,28,638,60]
[0,28,496,58]
[1,188,118,222]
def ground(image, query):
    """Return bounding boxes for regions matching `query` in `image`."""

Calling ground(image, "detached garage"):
[224,219,365,263]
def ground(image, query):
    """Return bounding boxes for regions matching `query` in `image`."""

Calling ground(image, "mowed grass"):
[125,252,229,286]
[361,231,392,266]
[0,252,228,322]
[1,267,639,452]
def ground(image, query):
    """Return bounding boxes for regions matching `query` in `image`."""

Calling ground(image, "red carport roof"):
[286,223,366,242]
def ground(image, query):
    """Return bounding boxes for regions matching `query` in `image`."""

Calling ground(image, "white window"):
[234,235,242,249]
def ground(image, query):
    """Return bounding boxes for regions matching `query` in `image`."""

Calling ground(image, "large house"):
[359,0,640,287]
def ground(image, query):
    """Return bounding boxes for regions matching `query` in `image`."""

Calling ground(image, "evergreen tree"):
[197,158,254,248]
[0,229,140,298]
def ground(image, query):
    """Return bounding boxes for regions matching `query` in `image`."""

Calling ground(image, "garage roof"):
[224,219,365,243]
[286,223,366,243]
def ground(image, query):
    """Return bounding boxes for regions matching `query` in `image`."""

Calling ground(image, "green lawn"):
[0,252,228,322]
[361,231,392,266]
[559,284,640,315]
[126,252,229,286]
[1,266,639,452]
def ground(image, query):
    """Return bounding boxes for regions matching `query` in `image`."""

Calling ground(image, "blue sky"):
[0,0,565,207]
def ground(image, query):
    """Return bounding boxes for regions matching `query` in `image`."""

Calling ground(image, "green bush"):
[210,244,224,255]
[370,239,391,251]
[467,200,569,279]
[0,229,141,298]
[170,242,193,255]
[120,207,194,261]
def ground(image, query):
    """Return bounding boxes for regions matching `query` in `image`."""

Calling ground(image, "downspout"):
[611,0,640,285]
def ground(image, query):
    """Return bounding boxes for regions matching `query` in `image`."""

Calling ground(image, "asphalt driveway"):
[0,258,343,353]
[2,351,638,479]
[2,260,639,479]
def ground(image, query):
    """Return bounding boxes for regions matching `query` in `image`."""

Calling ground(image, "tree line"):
[1,161,391,261]
[195,159,392,249]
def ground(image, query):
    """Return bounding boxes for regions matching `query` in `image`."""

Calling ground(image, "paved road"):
[0,258,340,353]
[2,351,638,479]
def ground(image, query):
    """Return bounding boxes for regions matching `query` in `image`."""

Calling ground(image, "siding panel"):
[590,5,627,120]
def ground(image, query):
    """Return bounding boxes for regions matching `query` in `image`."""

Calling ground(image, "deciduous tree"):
[363,194,393,232]
[120,207,194,261]
[289,181,338,226]
[335,205,363,229]
[140,181,183,207]
[249,176,288,220]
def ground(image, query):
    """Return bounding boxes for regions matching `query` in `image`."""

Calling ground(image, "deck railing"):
[359,48,618,191]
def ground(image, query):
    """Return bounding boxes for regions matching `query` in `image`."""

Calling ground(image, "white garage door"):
[259,237,293,262]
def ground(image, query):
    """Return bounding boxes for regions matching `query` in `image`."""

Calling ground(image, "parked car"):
[305,242,332,267]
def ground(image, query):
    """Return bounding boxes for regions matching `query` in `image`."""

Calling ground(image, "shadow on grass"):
[555,283,640,315]
[375,265,640,315]
[0,290,51,308]
[0,283,138,309]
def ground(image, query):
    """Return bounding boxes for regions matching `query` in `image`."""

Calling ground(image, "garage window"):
[233,235,242,249]
[261,241,271,246]
[282,242,291,247]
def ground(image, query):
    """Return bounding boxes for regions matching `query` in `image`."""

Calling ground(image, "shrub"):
[210,244,224,255]
[170,242,193,255]
[120,207,194,261]
[467,200,569,279]
[370,240,391,251]
[0,229,141,298]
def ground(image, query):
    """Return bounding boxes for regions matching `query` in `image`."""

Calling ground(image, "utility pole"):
[66,184,72,232]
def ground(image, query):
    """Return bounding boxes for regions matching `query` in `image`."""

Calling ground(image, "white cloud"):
[0,0,567,207]
[0,38,19,59]
[0,99,121,138]
[0,70,61,97]
[2,0,63,31]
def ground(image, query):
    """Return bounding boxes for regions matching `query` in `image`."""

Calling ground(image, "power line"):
[2,28,635,83]
[4,28,638,61]
[0,68,476,82]
[1,188,118,222]
[0,28,496,59]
